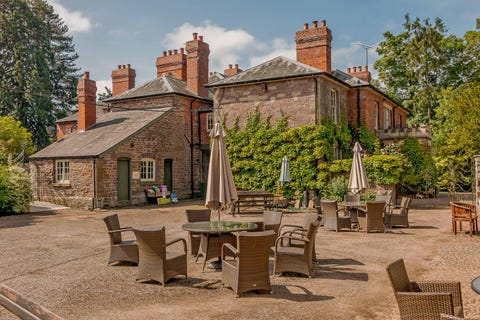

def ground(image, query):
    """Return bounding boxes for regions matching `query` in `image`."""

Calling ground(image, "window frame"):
[374,102,379,130]
[206,113,214,133]
[384,104,392,129]
[55,160,70,183]
[140,158,155,182]
[330,89,339,124]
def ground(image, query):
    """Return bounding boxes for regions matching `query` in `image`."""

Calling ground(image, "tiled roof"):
[331,70,369,86]
[30,107,173,159]
[56,107,106,123]
[103,76,212,102]
[206,56,324,87]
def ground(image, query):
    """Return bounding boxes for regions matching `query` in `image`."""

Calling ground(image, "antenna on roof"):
[356,42,374,68]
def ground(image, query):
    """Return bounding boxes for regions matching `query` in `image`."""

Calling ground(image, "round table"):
[471,276,480,294]
[182,221,258,271]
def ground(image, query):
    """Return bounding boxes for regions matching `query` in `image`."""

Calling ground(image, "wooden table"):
[231,191,274,216]
[182,221,258,271]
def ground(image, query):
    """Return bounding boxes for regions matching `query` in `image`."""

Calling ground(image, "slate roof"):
[331,70,369,86]
[30,107,173,159]
[56,107,106,123]
[103,76,212,102]
[206,56,324,87]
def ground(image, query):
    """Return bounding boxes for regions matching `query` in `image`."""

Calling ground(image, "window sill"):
[53,182,71,187]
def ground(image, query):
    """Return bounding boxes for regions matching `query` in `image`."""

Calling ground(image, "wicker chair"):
[274,220,320,277]
[255,210,283,246]
[386,197,412,227]
[185,209,211,256]
[450,202,478,237]
[103,214,139,265]
[321,199,352,232]
[132,226,187,286]
[357,200,385,233]
[221,230,276,297]
[386,259,464,320]
[376,194,393,214]
[278,212,319,260]
[440,314,469,319]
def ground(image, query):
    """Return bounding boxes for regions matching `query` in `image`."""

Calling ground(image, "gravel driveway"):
[1,200,479,319]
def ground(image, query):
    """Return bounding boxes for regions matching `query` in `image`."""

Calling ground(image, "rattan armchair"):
[386,259,464,320]
[357,201,385,233]
[221,230,276,297]
[103,214,139,265]
[386,197,412,227]
[274,220,320,278]
[255,210,283,246]
[321,199,352,232]
[132,226,187,286]
[185,209,211,256]
[278,212,319,259]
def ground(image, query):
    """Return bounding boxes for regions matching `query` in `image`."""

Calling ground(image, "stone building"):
[207,20,412,151]
[29,34,213,209]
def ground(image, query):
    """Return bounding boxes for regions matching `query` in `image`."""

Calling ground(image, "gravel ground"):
[0,200,479,319]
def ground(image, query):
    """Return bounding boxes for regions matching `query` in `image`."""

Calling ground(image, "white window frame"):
[384,104,392,129]
[330,89,339,124]
[206,113,214,132]
[374,102,379,130]
[140,158,155,182]
[55,160,70,183]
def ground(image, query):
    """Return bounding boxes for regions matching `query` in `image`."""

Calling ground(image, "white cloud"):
[47,0,92,33]
[164,21,256,73]
[248,38,295,67]
[95,80,111,97]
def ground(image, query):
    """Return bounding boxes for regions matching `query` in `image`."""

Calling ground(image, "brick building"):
[207,20,415,149]
[29,34,213,209]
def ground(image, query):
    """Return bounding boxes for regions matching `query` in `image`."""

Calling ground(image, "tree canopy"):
[0,116,35,164]
[0,0,80,149]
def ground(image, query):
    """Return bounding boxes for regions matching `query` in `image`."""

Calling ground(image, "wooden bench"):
[232,191,274,215]
[0,283,63,320]
[450,201,478,237]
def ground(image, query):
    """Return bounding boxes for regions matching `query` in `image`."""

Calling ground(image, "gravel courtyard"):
[1,199,479,319]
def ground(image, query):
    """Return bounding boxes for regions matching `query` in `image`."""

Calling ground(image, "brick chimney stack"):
[186,33,210,97]
[224,63,242,77]
[346,65,372,83]
[295,19,332,73]
[156,47,187,80]
[77,71,97,132]
[111,64,136,96]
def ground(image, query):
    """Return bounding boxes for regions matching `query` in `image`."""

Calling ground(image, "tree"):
[433,82,480,192]
[98,86,112,101]
[375,14,448,125]
[0,0,79,149]
[0,116,35,164]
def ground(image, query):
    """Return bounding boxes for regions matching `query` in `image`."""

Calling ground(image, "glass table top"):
[181,221,258,233]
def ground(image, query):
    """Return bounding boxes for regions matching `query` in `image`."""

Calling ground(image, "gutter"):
[356,89,361,126]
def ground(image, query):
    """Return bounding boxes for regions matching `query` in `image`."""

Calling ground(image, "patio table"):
[182,221,257,271]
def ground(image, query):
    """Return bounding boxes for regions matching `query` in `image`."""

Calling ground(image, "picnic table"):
[231,191,274,215]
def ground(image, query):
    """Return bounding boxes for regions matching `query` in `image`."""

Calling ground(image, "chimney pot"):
[127,64,130,68]
[312,20,318,28]
[84,71,89,79]
[229,64,232,69]
[180,48,184,54]
[353,67,357,72]
[199,35,203,41]
[347,67,351,73]
[122,65,126,69]
[235,63,238,68]
[303,23,309,30]
[168,50,172,55]
[192,32,198,40]
[117,65,121,69]
[163,51,167,56]
[174,49,178,54]
[321,20,326,27]
[365,65,369,71]
[359,66,362,71]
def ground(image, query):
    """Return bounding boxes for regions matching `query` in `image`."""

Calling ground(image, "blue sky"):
[47,0,479,95]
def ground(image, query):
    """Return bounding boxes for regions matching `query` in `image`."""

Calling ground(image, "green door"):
[164,159,173,193]
[117,159,130,201]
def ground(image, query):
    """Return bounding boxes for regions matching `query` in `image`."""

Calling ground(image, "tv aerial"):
[356,42,374,68]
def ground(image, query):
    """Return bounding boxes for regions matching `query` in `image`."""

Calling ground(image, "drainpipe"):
[92,158,97,209]
[313,77,319,125]
[356,89,361,126]
[190,100,195,198]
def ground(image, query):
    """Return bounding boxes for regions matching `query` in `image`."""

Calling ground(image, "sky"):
[46,0,479,96]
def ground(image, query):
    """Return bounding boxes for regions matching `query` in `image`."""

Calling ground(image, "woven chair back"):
[302,212,320,229]
[236,230,275,270]
[133,226,167,260]
[185,209,211,222]
[263,210,283,233]
[386,258,411,294]
[304,220,320,258]
[103,214,122,245]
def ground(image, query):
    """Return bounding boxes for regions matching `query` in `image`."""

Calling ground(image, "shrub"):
[0,164,32,214]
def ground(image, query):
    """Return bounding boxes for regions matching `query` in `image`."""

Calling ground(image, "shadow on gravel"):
[0,211,58,229]
[314,258,368,281]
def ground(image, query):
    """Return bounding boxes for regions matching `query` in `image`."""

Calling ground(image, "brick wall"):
[56,122,77,140]
[156,49,187,80]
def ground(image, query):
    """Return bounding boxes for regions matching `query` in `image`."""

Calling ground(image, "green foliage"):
[433,82,480,192]
[0,163,32,214]
[0,116,35,164]
[323,176,349,201]
[0,0,80,149]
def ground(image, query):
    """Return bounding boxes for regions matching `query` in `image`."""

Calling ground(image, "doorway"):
[117,158,130,201]
[164,159,173,193]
